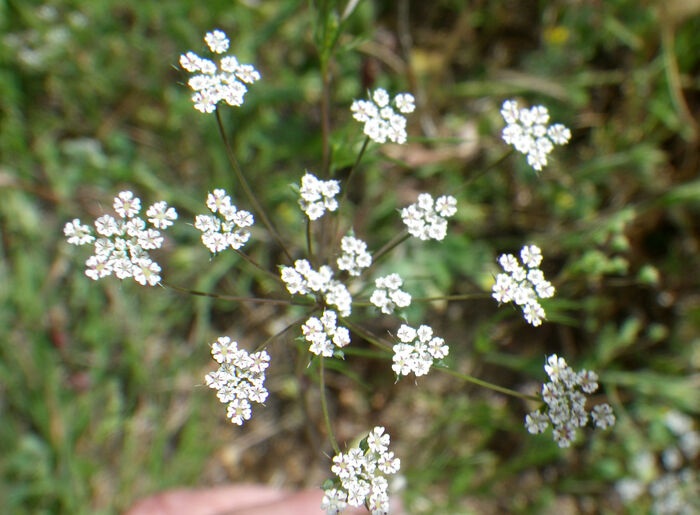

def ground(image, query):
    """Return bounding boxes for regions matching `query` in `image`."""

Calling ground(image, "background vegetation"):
[1,0,698,513]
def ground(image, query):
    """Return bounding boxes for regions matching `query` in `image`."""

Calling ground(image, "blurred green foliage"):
[1,0,698,513]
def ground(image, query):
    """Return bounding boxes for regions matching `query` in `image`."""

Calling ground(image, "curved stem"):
[342,318,393,353]
[436,365,540,402]
[161,281,308,306]
[255,309,317,352]
[332,136,370,247]
[363,232,411,277]
[233,249,285,284]
[215,109,293,262]
[319,357,340,454]
[321,66,332,179]
[306,218,314,267]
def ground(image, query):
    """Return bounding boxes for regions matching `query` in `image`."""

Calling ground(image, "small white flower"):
[113,191,141,218]
[591,403,616,430]
[64,219,95,245]
[394,93,415,113]
[205,29,229,54]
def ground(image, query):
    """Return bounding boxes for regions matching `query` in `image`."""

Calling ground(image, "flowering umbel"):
[351,88,415,144]
[401,193,457,241]
[204,336,270,426]
[298,172,340,221]
[64,191,177,286]
[500,99,571,171]
[392,323,449,377]
[525,354,615,447]
[194,189,254,253]
[492,244,554,326]
[179,29,261,113]
[322,426,401,514]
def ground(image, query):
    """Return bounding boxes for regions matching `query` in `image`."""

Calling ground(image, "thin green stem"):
[436,365,540,402]
[161,281,308,306]
[351,293,487,308]
[332,136,370,246]
[343,318,393,352]
[306,218,314,266]
[255,309,317,352]
[319,357,340,454]
[233,249,284,284]
[363,232,411,277]
[454,149,514,196]
[411,293,489,302]
[321,65,331,178]
[215,109,293,262]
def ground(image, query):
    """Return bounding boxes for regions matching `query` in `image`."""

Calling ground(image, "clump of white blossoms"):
[337,235,372,276]
[302,310,351,357]
[401,193,457,241]
[500,99,571,171]
[615,410,700,512]
[392,323,449,378]
[322,426,401,514]
[194,189,254,253]
[351,88,415,144]
[492,244,554,326]
[64,191,177,286]
[525,354,615,448]
[298,172,340,221]
[370,273,411,315]
[179,29,261,113]
[280,259,353,316]
[204,336,270,426]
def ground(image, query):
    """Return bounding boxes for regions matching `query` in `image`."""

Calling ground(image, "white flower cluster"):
[525,354,615,448]
[322,426,401,514]
[179,29,261,113]
[298,172,340,221]
[302,310,351,357]
[649,470,700,515]
[194,189,254,253]
[204,336,270,426]
[615,411,700,513]
[391,323,449,378]
[370,273,411,315]
[491,244,554,327]
[280,259,352,316]
[64,191,177,286]
[500,99,571,171]
[337,235,372,276]
[351,88,415,144]
[400,193,457,241]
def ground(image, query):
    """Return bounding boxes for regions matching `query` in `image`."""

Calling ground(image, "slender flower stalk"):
[436,365,541,402]
[319,357,340,454]
[215,110,293,262]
